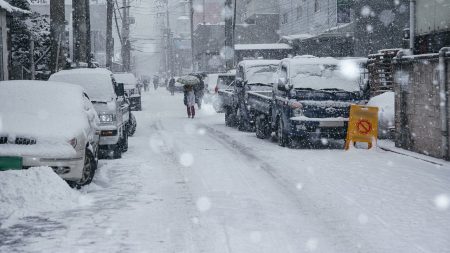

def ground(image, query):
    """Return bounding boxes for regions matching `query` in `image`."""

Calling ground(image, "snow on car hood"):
[0,81,89,141]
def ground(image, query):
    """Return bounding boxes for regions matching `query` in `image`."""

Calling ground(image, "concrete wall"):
[394,54,450,159]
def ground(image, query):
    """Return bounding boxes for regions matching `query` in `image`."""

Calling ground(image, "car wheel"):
[112,142,122,159]
[128,114,137,136]
[122,133,128,153]
[256,115,270,139]
[73,149,97,188]
[225,108,235,127]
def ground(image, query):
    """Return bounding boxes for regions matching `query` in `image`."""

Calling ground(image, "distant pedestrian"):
[153,76,159,90]
[169,77,175,95]
[184,85,196,118]
[143,80,149,91]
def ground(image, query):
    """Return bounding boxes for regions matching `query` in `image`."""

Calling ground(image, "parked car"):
[219,60,280,130]
[205,71,236,112]
[49,68,129,159]
[248,56,368,147]
[0,81,100,187]
[114,73,142,111]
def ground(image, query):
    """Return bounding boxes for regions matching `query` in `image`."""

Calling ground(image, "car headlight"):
[99,114,116,123]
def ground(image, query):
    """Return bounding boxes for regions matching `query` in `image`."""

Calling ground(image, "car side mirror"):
[115,83,125,97]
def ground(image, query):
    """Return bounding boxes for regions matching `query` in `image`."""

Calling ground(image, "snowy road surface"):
[1,90,449,253]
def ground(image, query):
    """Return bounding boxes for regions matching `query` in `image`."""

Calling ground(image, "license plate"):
[319,121,345,127]
[0,157,23,171]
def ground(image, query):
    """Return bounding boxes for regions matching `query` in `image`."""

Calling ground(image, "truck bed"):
[218,89,235,108]
[247,91,272,115]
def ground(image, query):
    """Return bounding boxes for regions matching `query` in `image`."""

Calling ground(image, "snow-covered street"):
[1,90,450,253]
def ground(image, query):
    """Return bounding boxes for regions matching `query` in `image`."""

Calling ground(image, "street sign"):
[345,105,379,150]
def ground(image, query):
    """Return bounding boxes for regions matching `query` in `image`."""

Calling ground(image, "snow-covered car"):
[49,68,129,159]
[114,73,142,111]
[0,81,100,187]
[205,72,236,113]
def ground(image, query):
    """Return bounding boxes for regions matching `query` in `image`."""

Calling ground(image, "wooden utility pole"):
[50,0,65,72]
[106,0,113,68]
[85,0,92,65]
[73,0,90,65]
[224,0,233,70]
[166,5,173,76]
[122,0,131,71]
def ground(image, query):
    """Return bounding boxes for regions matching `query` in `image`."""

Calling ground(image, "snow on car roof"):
[239,59,280,68]
[114,73,137,86]
[49,68,115,101]
[234,43,292,51]
[0,81,88,139]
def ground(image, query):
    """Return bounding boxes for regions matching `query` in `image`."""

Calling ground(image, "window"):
[296,6,303,20]
[314,0,320,13]
[282,12,288,24]
[337,0,352,23]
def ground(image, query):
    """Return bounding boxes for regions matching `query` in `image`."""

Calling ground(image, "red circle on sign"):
[357,120,372,135]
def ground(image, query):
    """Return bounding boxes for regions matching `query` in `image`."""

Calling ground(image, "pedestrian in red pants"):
[184,85,196,118]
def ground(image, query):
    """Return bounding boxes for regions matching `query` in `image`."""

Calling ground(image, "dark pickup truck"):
[247,56,369,147]
[218,59,279,131]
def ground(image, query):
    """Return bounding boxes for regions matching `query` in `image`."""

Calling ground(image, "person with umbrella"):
[178,75,200,118]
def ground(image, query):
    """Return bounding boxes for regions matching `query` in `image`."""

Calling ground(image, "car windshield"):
[246,65,278,85]
[1,1,448,253]
[290,64,361,92]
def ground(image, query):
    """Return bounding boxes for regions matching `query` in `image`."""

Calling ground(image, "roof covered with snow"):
[234,44,292,51]
[0,0,30,13]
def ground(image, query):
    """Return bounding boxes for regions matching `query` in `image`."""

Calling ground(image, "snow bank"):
[368,91,395,138]
[0,167,90,227]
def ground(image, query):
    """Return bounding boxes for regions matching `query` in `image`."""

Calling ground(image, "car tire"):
[255,115,270,139]
[122,133,128,153]
[112,142,122,159]
[225,108,235,127]
[70,149,97,188]
[128,114,137,136]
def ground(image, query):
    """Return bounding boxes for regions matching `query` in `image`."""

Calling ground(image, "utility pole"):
[73,0,90,65]
[224,0,233,70]
[85,0,92,65]
[189,0,195,71]
[122,0,131,72]
[166,2,173,76]
[50,0,65,72]
[30,39,35,80]
[106,0,113,68]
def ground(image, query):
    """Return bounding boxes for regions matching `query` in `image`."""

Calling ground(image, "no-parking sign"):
[345,105,379,150]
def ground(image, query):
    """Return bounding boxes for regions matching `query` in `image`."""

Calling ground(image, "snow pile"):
[0,167,88,227]
[368,91,395,138]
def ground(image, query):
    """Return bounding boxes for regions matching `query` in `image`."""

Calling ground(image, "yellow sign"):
[345,105,379,150]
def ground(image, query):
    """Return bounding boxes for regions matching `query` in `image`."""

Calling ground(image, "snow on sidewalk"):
[0,167,92,228]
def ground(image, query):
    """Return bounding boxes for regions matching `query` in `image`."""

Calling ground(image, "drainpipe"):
[409,0,415,52]
[439,47,450,159]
